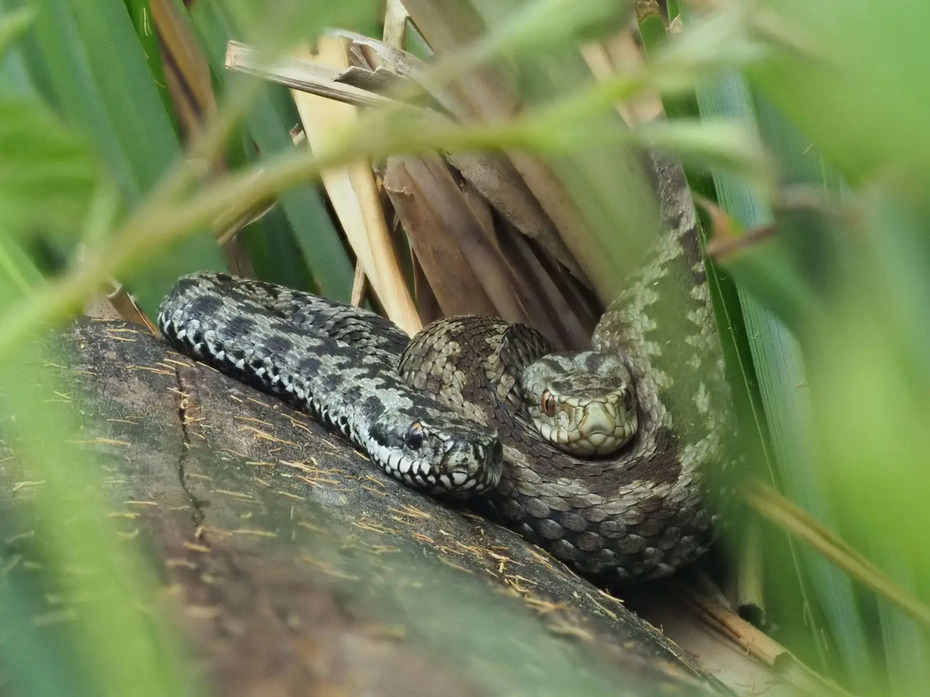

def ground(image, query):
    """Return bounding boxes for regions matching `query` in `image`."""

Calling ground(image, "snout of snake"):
[366,428,502,497]
[536,399,637,456]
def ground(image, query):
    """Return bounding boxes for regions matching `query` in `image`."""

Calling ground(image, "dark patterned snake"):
[158,161,733,582]
[157,275,503,495]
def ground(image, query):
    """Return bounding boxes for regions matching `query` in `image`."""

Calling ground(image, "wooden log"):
[0,319,727,697]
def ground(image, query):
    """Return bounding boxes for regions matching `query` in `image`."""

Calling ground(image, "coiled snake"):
[158,162,733,582]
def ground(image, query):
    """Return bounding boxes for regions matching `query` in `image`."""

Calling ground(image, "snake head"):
[366,413,502,497]
[521,351,638,457]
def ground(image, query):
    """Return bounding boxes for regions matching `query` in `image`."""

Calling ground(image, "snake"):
[157,273,503,496]
[157,160,733,582]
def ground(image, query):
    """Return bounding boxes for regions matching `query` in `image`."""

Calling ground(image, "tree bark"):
[1,319,728,697]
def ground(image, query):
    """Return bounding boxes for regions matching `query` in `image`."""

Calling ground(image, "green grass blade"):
[20,0,223,311]
[750,0,930,189]
[0,235,42,290]
[189,0,353,299]
[0,4,33,56]
[28,0,175,199]
[696,70,874,684]
[121,0,176,125]
[0,95,97,236]
[0,255,199,697]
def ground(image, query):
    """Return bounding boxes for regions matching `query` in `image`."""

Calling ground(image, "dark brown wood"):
[1,319,730,697]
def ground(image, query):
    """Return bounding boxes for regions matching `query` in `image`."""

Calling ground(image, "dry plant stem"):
[322,31,587,282]
[142,8,309,218]
[733,519,766,625]
[290,37,422,335]
[340,37,585,281]
[444,151,585,280]
[82,284,155,334]
[226,31,572,281]
[137,38,283,214]
[452,171,592,348]
[679,577,784,665]
[74,243,155,331]
[350,262,367,307]
[707,224,776,260]
[382,0,409,49]
[0,56,658,360]
[397,155,530,322]
[383,156,497,317]
[106,288,158,334]
[675,579,855,697]
[150,0,217,129]
[399,2,651,303]
[581,32,663,127]
[744,480,930,628]
[506,154,619,303]
[495,221,595,347]
[227,34,653,302]
[411,258,442,325]
[226,41,402,110]
[150,2,254,274]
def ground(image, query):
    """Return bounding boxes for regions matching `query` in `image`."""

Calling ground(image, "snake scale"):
[158,160,733,582]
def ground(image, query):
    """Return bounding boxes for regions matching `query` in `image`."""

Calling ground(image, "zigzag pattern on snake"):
[158,274,503,496]
[399,160,732,581]
[157,160,734,582]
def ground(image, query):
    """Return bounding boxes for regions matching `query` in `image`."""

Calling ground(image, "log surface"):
[0,319,727,697]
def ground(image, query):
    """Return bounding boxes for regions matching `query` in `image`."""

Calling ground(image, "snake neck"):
[593,156,733,482]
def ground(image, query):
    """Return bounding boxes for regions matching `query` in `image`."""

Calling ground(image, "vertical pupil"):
[543,392,554,416]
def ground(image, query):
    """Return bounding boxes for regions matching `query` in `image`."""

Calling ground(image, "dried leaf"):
[289,37,422,335]
[383,154,496,318]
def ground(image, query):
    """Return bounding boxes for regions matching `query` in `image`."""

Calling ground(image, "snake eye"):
[405,421,425,450]
[541,390,557,417]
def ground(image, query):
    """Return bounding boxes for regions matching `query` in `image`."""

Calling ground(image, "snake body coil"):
[399,161,731,580]
[158,163,732,582]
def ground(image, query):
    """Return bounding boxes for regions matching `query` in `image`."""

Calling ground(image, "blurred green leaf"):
[0,95,97,236]
[697,68,875,684]
[19,0,223,309]
[751,0,930,187]
[2,0,930,694]
[0,4,33,56]
[28,0,178,200]
[709,219,821,331]
[189,0,353,299]
[636,2,667,54]
[0,274,198,697]
[121,0,175,123]
[805,196,930,692]
[744,479,930,628]
[636,117,770,186]
[471,0,631,55]
[0,234,42,290]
